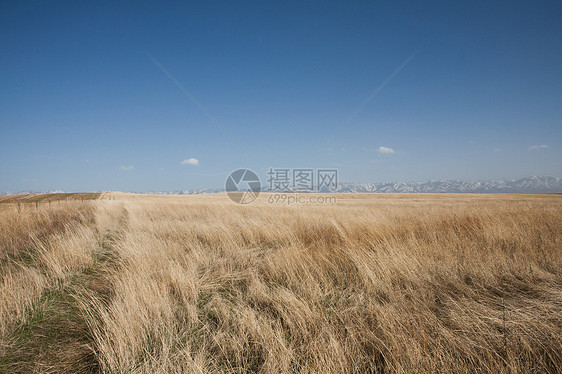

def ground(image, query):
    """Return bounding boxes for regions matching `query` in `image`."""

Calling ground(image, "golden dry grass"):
[0,193,561,373]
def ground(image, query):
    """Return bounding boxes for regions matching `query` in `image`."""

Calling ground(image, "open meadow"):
[0,193,561,373]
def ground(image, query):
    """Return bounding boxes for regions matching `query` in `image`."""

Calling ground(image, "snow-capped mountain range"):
[148,176,561,194]
[1,176,561,195]
[334,176,562,194]
[0,189,68,195]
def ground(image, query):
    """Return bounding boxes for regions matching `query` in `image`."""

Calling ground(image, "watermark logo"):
[225,168,338,205]
[225,169,261,204]
[267,193,337,205]
[267,168,338,192]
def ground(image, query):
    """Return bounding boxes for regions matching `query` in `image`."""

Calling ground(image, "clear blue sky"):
[1,1,561,192]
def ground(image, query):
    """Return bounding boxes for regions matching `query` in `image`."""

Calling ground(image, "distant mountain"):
[2,176,561,195]
[149,176,561,194]
[0,189,67,195]
[334,176,562,194]
[147,189,223,195]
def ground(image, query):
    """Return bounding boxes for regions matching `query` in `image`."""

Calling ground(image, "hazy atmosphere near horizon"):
[1,1,561,192]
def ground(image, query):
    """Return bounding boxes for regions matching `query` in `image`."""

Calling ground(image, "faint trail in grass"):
[0,203,129,373]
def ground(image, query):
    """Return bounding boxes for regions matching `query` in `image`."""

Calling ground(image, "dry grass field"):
[0,192,561,373]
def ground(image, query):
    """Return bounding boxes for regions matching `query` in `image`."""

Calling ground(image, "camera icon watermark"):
[225,168,338,205]
[225,169,261,204]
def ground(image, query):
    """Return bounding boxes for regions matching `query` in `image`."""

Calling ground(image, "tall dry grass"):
[0,199,119,373]
[1,193,561,373]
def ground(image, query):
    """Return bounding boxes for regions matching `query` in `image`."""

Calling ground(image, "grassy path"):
[0,201,127,373]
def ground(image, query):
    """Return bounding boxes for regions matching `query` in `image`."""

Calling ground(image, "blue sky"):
[1,1,561,192]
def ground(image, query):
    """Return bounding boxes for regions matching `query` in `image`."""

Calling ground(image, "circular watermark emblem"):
[225,169,261,204]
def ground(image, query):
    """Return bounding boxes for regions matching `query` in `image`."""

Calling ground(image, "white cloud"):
[377,146,395,154]
[528,144,549,150]
[120,165,134,171]
[181,158,200,166]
